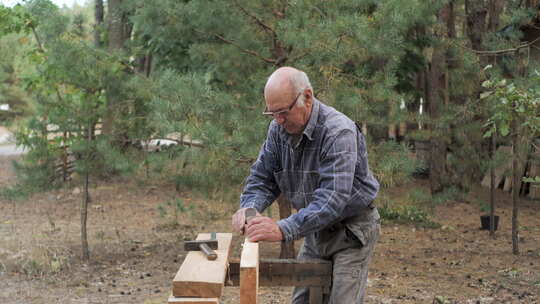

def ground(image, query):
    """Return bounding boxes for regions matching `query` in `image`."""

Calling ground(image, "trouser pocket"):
[317,223,362,258]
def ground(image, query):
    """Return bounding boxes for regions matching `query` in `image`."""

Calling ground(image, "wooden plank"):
[503,174,512,192]
[528,154,540,199]
[172,233,232,298]
[168,294,219,304]
[309,287,323,304]
[227,258,332,287]
[240,238,259,304]
[530,184,540,199]
[277,195,295,259]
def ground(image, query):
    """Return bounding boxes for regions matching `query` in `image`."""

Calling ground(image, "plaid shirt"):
[240,98,379,242]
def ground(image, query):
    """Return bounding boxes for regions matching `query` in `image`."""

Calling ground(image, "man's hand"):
[245,216,284,242]
[231,208,261,233]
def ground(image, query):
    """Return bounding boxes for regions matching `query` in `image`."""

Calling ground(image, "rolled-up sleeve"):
[277,129,357,241]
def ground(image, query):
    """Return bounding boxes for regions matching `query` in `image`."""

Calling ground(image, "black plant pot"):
[480,215,499,231]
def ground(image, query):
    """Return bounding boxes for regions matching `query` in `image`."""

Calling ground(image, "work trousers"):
[291,207,380,304]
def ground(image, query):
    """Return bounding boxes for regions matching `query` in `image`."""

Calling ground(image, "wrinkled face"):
[264,89,312,135]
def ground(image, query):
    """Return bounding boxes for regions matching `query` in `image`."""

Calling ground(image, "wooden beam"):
[227,258,332,287]
[168,295,219,304]
[240,238,259,304]
[172,233,233,298]
[309,287,323,304]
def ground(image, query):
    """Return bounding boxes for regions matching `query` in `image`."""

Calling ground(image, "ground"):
[1,155,539,304]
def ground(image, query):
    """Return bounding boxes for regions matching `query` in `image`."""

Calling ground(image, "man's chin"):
[284,127,299,135]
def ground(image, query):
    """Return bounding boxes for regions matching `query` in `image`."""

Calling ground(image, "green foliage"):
[479,201,492,214]
[6,1,137,190]
[156,198,195,227]
[379,202,439,228]
[481,68,540,139]
[406,186,465,208]
[369,140,418,188]
[0,181,32,201]
[523,176,540,184]
[406,188,432,205]
[0,4,31,36]
[431,186,466,205]
[2,0,539,205]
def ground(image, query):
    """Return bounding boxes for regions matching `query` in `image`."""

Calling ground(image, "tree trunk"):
[443,1,456,39]
[488,0,504,32]
[525,0,540,9]
[94,0,104,48]
[81,170,90,260]
[427,48,448,193]
[102,0,128,138]
[427,5,452,194]
[107,0,125,52]
[465,0,488,52]
[489,134,496,237]
[81,123,92,261]
[511,127,519,255]
[136,54,153,77]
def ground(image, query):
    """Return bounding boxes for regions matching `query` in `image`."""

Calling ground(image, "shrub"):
[369,140,419,188]
[378,193,440,228]
[379,203,440,228]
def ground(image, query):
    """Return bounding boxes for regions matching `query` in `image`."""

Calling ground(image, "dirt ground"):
[1,155,539,304]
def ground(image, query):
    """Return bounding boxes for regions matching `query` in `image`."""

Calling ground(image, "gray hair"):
[290,71,312,107]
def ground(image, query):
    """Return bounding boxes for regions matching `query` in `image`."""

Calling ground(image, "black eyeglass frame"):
[262,92,302,117]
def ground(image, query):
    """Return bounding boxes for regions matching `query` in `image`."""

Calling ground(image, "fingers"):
[246,222,268,242]
[245,215,264,227]
[231,208,246,233]
[245,217,267,237]
[245,216,283,242]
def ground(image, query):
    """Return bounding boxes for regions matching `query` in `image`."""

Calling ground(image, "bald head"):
[263,67,314,135]
[264,67,312,103]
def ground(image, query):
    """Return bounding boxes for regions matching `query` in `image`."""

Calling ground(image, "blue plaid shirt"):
[240,99,379,242]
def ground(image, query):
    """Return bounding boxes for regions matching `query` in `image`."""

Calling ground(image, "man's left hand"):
[245,216,284,242]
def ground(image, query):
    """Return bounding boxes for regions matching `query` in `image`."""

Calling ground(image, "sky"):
[0,0,87,8]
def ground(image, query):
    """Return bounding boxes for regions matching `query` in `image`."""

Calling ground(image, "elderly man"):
[232,67,380,303]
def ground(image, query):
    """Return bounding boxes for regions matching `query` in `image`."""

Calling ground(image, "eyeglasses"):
[262,92,302,117]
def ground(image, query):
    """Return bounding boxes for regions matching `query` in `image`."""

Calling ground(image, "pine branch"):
[290,49,312,62]
[454,36,540,56]
[232,0,276,36]
[214,33,276,64]
[30,25,44,52]
[196,29,276,64]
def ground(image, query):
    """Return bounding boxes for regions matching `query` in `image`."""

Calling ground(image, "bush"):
[377,193,440,228]
[379,203,440,228]
[369,140,419,188]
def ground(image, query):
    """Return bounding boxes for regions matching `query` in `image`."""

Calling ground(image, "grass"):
[0,184,31,201]
[0,237,74,277]
[378,187,441,228]
[379,203,440,228]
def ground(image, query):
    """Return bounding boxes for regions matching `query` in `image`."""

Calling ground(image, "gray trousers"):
[291,208,380,304]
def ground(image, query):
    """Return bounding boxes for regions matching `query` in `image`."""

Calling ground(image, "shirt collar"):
[302,98,320,141]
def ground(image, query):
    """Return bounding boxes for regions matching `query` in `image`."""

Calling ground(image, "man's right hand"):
[232,207,261,234]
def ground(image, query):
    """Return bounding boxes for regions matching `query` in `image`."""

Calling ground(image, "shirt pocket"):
[273,170,319,210]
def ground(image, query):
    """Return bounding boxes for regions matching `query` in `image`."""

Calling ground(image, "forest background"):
[1,0,540,303]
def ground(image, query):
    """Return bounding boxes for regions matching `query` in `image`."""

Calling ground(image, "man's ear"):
[304,88,313,107]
